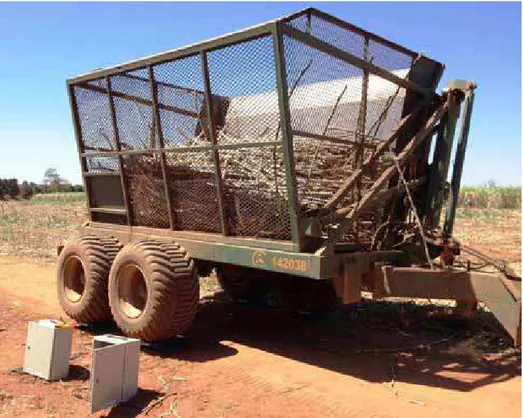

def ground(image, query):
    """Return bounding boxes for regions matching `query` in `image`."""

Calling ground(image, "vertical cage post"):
[429,92,459,227]
[200,51,229,236]
[354,36,370,201]
[272,22,303,250]
[105,76,134,226]
[148,65,176,230]
[444,87,475,237]
[67,84,93,220]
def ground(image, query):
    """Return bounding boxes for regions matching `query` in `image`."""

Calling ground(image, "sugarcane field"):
[0,2,521,418]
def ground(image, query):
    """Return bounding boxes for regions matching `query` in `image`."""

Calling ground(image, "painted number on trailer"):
[271,257,309,272]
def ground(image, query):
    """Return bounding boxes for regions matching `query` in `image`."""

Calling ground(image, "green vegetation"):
[0,168,83,201]
[459,186,521,210]
[19,186,523,210]
[31,192,86,204]
[31,187,520,208]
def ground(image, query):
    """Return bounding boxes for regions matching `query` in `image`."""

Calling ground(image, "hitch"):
[331,250,521,346]
[376,265,521,346]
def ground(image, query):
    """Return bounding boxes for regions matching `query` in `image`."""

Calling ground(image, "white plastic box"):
[90,334,140,413]
[23,319,73,381]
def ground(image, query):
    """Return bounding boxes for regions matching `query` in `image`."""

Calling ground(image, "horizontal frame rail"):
[84,222,323,278]
[76,82,201,120]
[81,141,283,158]
[90,207,127,215]
[68,24,274,85]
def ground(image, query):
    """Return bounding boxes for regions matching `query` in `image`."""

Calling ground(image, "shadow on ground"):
[173,291,521,393]
[80,289,520,393]
[67,364,90,382]
[102,388,163,418]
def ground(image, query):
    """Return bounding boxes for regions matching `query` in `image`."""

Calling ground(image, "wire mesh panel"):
[206,35,291,240]
[152,55,222,233]
[111,69,156,150]
[285,12,414,73]
[154,55,212,148]
[69,8,438,245]
[85,156,120,174]
[122,153,170,228]
[220,146,291,240]
[207,36,281,144]
[165,150,221,233]
[74,80,116,153]
[283,14,413,243]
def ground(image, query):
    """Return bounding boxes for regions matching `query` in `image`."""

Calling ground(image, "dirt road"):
[0,256,520,417]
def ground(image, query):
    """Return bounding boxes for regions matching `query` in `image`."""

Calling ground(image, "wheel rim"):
[117,264,147,319]
[63,255,85,303]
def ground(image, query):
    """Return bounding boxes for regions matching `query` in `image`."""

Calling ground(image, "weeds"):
[0,198,86,259]
[30,192,86,205]
[459,186,520,209]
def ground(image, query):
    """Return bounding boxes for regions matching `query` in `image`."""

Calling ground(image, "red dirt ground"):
[0,256,520,417]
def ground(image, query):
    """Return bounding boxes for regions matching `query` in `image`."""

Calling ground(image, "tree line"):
[0,168,83,200]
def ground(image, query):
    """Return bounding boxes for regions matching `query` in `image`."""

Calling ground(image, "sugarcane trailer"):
[58,8,521,344]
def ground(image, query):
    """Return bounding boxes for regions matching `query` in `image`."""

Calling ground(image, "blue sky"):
[0,1,520,186]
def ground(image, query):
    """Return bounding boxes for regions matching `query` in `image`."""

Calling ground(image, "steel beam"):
[82,222,323,278]
[444,86,476,237]
[106,76,133,225]
[426,91,460,227]
[148,65,176,230]
[201,51,229,236]
[81,140,283,158]
[273,21,303,251]
[67,84,93,221]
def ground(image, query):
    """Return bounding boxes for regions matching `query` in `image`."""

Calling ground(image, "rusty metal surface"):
[376,265,521,345]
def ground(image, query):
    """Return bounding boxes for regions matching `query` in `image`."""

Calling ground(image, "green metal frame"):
[444,82,476,236]
[67,7,443,254]
[81,221,401,281]
[82,222,328,279]
[423,79,476,231]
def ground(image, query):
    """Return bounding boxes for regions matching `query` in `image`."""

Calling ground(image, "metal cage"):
[68,8,443,252]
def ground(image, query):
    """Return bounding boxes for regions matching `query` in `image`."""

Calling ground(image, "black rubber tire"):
[216,265,266,302]
[108,239,199,341]
[56,235,121,323]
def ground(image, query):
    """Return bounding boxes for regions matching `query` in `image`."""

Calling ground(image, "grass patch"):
[459,186,521,209]
[31,192,86,205]
[0,199,86,259]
